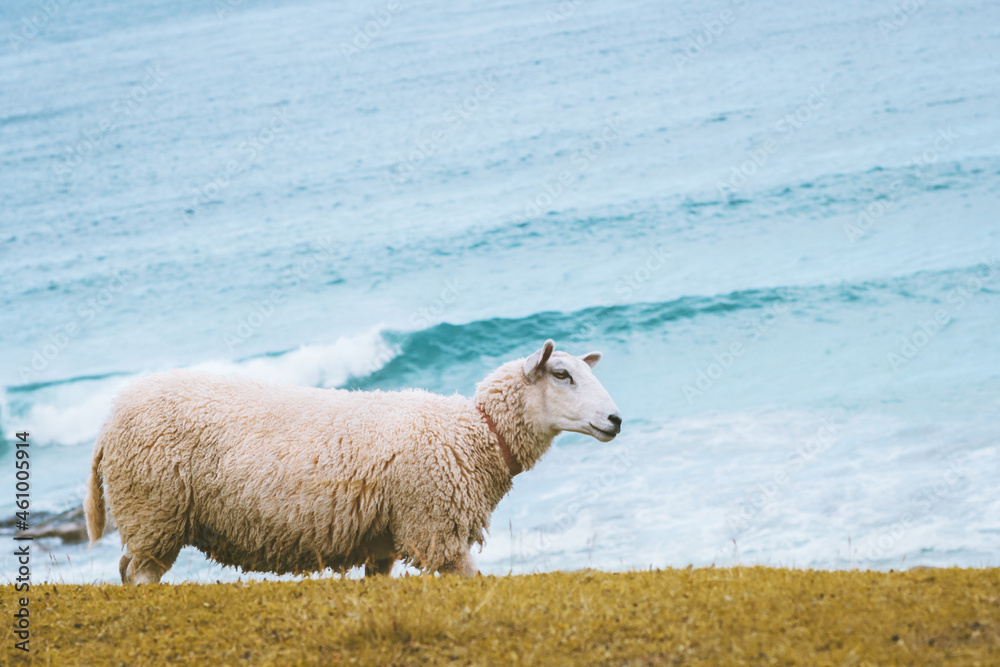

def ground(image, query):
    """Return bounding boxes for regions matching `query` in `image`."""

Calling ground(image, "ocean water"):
[1,0,998,583]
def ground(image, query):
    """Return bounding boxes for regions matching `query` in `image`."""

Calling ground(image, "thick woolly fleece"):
[85,360,556,582]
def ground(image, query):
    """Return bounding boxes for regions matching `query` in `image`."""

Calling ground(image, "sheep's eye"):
[551,369,572,382]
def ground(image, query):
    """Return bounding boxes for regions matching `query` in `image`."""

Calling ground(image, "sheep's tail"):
[84,437,106,546]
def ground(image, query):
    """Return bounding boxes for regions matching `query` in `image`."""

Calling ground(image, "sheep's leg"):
[438,550,478,577]
[127,554,172,584]
[108,459,188,584]
[394,515,478,576]
[119,554,133,584]
[364,558,394,577]
[123,544,181,585]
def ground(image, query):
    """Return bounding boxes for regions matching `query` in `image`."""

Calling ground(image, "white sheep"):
[85,339,621,583]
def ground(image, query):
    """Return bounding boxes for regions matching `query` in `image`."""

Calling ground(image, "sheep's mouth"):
[590,424,618,441]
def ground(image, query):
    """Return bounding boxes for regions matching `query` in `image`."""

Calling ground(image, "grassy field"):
[2,567,997,665]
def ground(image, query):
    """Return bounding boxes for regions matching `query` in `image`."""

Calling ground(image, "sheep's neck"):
[473,367,554,475]
[477,406,522,476]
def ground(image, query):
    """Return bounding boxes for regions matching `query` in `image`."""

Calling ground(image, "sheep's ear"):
[581,352,601,368]
[523,339,555,382]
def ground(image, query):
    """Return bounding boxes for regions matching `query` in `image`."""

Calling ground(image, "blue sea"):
[1,0,997,583]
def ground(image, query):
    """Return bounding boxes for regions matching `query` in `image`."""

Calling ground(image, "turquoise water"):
[1,0,998,582]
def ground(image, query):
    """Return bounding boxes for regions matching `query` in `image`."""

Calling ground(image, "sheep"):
[85,339,622,583]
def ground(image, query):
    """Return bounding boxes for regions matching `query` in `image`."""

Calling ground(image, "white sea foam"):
[24,379,133,447]
[480,410,998,574]
[19,328,395,447]
[189,328,394,389]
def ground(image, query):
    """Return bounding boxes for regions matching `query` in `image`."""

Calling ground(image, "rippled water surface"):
[1,0,998,582]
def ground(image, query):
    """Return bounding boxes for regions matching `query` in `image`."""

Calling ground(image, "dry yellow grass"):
[2,567,998,665]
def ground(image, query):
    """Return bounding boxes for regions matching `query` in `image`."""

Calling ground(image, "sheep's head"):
[522,339,622,442]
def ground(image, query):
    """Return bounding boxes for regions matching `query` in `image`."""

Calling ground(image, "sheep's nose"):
[607,413,622,433]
